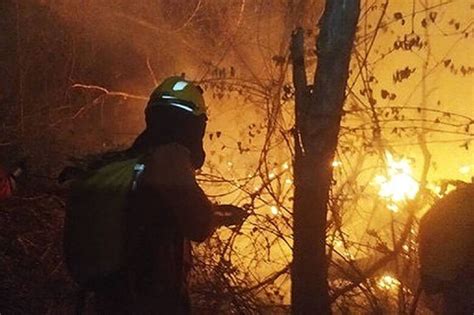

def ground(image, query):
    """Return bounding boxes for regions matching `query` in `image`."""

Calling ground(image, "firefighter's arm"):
[213,204,250,227]
[141,144,215,242]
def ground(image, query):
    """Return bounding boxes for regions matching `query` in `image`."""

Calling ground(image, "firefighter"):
[93,76,248,314]
[0,161,25,200]
[419,182,474,315]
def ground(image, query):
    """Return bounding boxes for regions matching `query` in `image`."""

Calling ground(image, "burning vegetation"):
[0,0,473,314]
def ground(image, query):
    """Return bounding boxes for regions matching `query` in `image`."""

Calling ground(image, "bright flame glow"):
[386,203,399,212]
[459,165,471,175]
[270,206,279,215]
[427,183,442,197]
[402,244,410,252]
[375,152,419,211]
[332,160,342,167]
[377,274,401,291]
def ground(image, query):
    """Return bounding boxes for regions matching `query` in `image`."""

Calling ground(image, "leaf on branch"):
[443,59,452,67]
[393,66,416,83]
[448,19,461,30]
[394,33,423,51]
[367,229,378,237]
[393,12,403,20]
[421,18,428,28]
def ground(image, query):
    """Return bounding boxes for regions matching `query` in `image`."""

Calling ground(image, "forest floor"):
[0,188,79,314]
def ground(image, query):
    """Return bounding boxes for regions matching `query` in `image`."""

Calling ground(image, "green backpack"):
[63,157,144,286]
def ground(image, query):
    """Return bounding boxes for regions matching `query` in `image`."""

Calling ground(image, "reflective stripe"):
[134,164,145,172]
[132,163,145,191]
[169,102,194,113]
[172,81,188,91]
[161,95,176,99]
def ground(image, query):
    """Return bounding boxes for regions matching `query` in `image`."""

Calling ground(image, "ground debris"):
[0,190,77,314]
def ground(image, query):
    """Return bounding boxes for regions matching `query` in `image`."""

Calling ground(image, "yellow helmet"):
[148,76,207,116]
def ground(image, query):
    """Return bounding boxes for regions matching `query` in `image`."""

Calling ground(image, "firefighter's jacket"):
[126,143,215,313]
[419,184,474,284]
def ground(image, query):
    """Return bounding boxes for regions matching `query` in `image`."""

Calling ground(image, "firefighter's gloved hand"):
[214,204,250,227]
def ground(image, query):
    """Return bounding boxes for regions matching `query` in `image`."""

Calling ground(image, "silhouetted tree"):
[291,1,360,314]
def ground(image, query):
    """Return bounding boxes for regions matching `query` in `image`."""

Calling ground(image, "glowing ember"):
[427,183,442,196]
[332,160,342,167]
[270,206,279,215]
[374,152,419,211]
[377,274,401,291]
[386,203,399,212]
[459,164,471,175]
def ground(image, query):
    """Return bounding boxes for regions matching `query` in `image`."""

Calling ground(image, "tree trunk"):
[291,1,360,314]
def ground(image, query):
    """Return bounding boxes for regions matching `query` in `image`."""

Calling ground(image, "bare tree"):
[291,1,360,314]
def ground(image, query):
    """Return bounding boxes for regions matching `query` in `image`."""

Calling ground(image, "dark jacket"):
[126,143,215,314]
[419,183,474,314]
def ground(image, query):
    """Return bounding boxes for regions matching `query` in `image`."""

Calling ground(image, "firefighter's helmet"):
[148,76,206,116]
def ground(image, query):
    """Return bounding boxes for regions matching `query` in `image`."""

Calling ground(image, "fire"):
[332,160,342,168]
[270,206,279,215]
[374,152,419,211]
[377,274,401,291]
[427,183,442,196]
[459,164,471,175]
